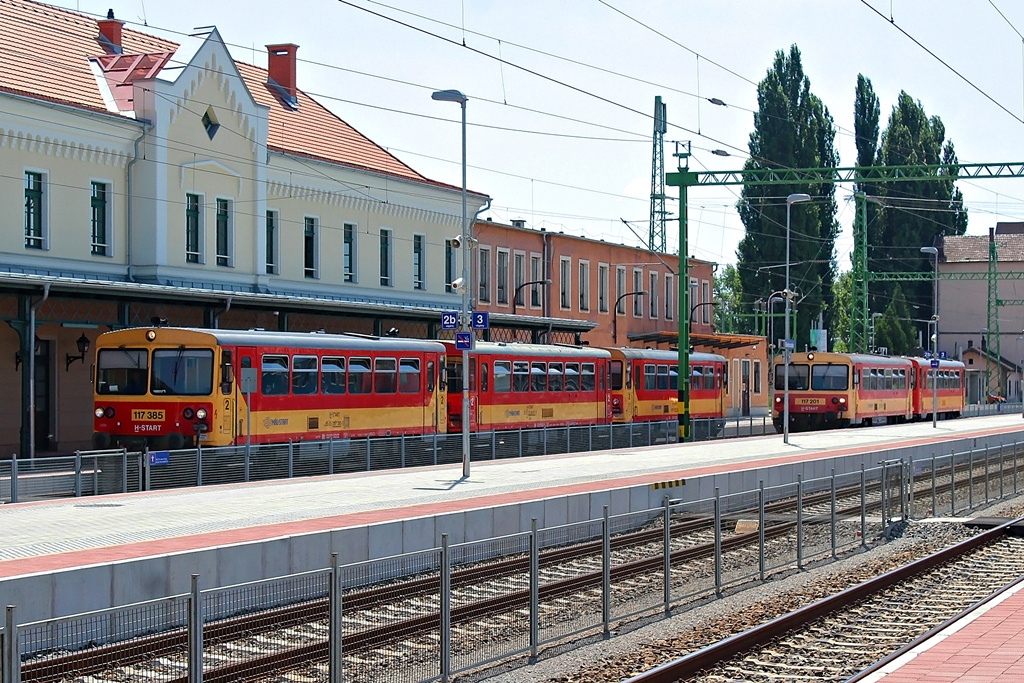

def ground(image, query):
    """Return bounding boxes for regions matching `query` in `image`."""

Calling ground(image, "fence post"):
[433,432,438,466]
[984,444,990,504]
[907,456,914,519]
[602,505,611,638]
[860,465,867,549]
[74,451,82,498]
[244,438,251,482]
[329,553,343,683]
[328,438,334,477]
[196,443,203,487]
[529,519,539,663]
[758,481,765,582]
[931,454,937,518]
[288,440,294,479]
[491,430,496,460]
[714,488,723,597]
[663,495,671,615]
[121,449,128,494]
[969,448,974,510]
[831,468,837,560]
[9,458,17,505]
[517,428,523,459]
[440,534,451,683]
[1016,440,1019,494]
[188,574,203,683]
[951,450,957,516]
[5,604,18,683]
[366,436,371,471]
[1000,444,1005,499]
[796,474,804,571]
[143,445,150,492]
[400,434,406,469]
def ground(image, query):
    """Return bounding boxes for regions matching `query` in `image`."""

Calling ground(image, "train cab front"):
[773,392,847,433]
[92,330,215,450]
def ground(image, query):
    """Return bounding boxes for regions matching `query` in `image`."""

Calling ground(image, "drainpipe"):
[212,296,233,329]
[541,228,552,343]
[125,123,150,282]
[28,283,51,461]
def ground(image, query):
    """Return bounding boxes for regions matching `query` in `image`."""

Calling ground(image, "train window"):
[400,358,421,394]
[480,362,489,393]
[548,362,564,392]
[494,361,512,393]
[513,361,530,392]
[600,363,605,392]
[704,366,715,391]
[581,363,596,392]
[349,357,371,394]
[657,365,669,391]
[151,348,214,396]
[669,365,678,391]
[811,364,848,391]
[427,360,435,393]
[374,357,397,394]
[691,366,702,389]
[610,360,623,391]
[634,365,641,391]
[644,365,657,391]
[774,364,809,391]
[322,356,346,394]
[469,358,477,392]
[220,349,233,395]
[445,360,461,394]
[531,362,546,392]
[884,369,893,391]
[261,355,289,396]
[565,363,580,392]
[292,355,318,395]
[97,348,149,395]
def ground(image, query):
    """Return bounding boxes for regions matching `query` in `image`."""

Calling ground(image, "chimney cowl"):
[98,10,124,53]
[267,43,299,105]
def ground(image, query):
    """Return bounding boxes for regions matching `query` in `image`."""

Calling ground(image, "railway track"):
[19,456,1024,683]
[625,520,1024,683]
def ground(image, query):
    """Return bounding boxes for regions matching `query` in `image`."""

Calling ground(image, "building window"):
[304,216,319,279]
[702,280,711,323]
[413,234,426,290]
[90,181,110,256]
[380,228,393,287]
[445,239,457,293]
[632,268,643,316]
[530,254,542,307]
[496,249,509,304]
[665,274,674,320]
[649,271,659,318]
[579,260,590,311]
[754,360,762,393]
[615,266,626,313]
[478,247,491,303]
[265,210,278,274]
[24,171,45,250]
[215,198,232,267]
[598,263,609,312]
[513,252,526,308]
[343,223,356,283]
[559,256,571,309]
[689,278,698,321]
[185,193,201,263]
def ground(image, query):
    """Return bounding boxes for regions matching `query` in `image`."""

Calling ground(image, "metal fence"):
[5,440,1022,683]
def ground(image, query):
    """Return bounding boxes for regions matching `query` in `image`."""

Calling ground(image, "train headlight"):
[183,407,194,419]
[831,397,838,404]
[196,408,208,420]
[774,396,782,403]
[95,407,105,418]
[807,353,815,361]
[103,406,115,418]
[838,397,846,404]
[146,330,157,342]
[612,397,620,406]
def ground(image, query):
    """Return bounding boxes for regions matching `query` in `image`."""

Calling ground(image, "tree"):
[828,270,854,352]
[874,284,916,356]
[736,46,839,352]
[713,264,743,333]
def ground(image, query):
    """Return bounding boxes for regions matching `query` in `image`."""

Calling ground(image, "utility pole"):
[648,96,667,253]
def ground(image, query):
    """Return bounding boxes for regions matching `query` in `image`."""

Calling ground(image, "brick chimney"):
[266,44,299,101]
[98,9,124,52]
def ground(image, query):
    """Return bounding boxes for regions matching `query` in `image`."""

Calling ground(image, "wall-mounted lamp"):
[14,336,43,372]
[65,333,90,372]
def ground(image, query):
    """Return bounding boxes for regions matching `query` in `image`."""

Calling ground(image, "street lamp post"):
[612,290,647,344]
[689,301,719,334]
[784,193,811,445]
[513,279,551,315]
[433,88,471,477]
[921,246,939,429]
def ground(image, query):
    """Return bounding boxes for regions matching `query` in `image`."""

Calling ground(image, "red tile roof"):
[941,234,1024,264]
[0,0,446,188]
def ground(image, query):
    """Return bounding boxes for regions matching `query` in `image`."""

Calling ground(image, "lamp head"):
[786,193,811,205]
[431,89,467,104]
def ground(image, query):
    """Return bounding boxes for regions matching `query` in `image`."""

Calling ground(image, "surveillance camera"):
[450,235,463,249]
[451,277,465,293]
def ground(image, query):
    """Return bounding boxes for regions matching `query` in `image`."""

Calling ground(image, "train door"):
[427,357,443,433]
[238,347,257,443]
[214,347,236,446]
[741,359,751,417]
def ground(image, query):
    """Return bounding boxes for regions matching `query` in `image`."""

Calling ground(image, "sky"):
[53,0,1024,271]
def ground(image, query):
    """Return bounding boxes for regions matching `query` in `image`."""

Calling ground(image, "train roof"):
[608,347,726,363]
[451,340,613,359]
[774,351,964,369]
[96,327,448,353]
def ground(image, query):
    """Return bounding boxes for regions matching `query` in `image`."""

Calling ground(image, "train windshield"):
[96,348,149,395]
[774,363,809,391]
[151,348,214,396]
[811,364,848,390]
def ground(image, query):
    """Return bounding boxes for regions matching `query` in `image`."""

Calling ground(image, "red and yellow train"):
[772,351,965,432]
[91,327,731,450]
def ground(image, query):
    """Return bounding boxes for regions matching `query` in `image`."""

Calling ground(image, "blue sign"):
[923,350,933,360]
[939,351,947,360]
[455,331,473,350]
[472,311,489,330]
[149,450,170,466]
[930,359,940,369]
[441,311,459,330]
[783,339,795,351]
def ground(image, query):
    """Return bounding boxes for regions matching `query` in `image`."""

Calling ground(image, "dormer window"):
[202,107,220,140]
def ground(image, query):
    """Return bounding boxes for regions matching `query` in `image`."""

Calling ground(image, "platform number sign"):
[441,311,459,330]
[472,311,489,330]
